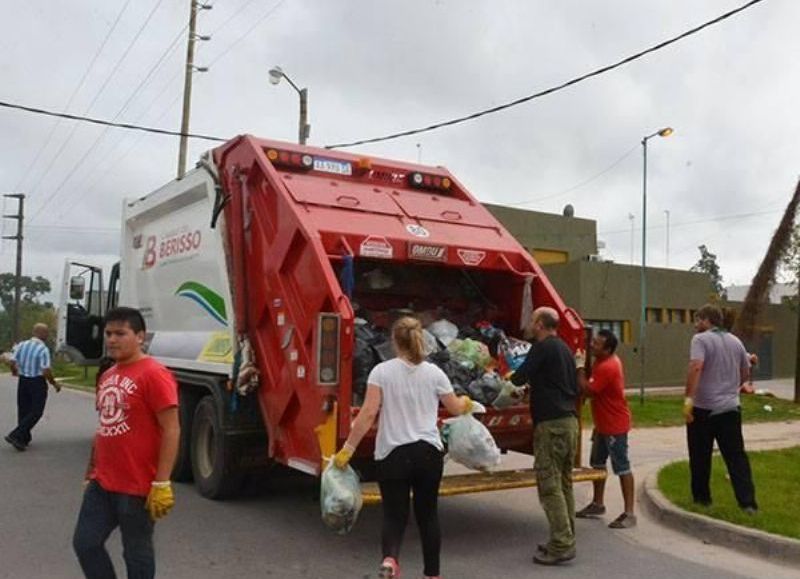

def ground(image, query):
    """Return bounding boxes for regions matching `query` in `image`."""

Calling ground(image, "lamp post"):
[269,66,310,145]
[639,127,673,404]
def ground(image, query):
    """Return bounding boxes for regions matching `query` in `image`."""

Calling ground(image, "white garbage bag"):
[427,319,459,347]
[320,462,363,535]
[441,402,501,472]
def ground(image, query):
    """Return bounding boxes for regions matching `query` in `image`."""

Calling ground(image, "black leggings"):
[377,441,444,577]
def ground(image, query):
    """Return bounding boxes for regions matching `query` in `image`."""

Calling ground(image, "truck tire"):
[190,396,243,499]
[172,390,197,482]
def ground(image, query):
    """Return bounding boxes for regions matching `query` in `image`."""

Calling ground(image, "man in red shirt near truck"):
[577,329,636,529]
[72,307,180,578]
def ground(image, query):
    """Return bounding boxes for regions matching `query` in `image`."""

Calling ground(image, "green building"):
[486,203,796,386]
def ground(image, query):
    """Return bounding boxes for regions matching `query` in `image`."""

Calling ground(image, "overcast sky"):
[1,0,798,303]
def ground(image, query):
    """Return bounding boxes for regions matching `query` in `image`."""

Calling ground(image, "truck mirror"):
[69,276,86,300]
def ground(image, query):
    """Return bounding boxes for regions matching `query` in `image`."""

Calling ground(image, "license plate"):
[313,158,352,176]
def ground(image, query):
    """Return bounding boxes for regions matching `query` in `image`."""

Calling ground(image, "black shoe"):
[4,435,26,452]
[576,502,606,518]
[537,543,548,554]
[533,549,576,565]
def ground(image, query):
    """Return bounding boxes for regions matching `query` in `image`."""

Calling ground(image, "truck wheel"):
[172,389,197,482]
[190,396,243,499]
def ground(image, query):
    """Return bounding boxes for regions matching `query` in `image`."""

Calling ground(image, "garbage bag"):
[492,380,526,409]
[320,462,363,535]
[422,329,441,356]
[466,372,505,405]
[447,338,492,371]
[441,404,501,472]
[352,336,377,405]
[499,337,531,372]
[427,319,459,347]
[428,349,480,392]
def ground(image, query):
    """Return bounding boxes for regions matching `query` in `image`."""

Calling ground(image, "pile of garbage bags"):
[351,311,529,408]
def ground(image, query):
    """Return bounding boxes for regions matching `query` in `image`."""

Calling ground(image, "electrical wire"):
[13,0,135,192]
[0,0,766,157]
[504,144,639,206]
[32,23,190,225]
[323,0,767,149]
[206,0,287,67]
[23,0,170,203]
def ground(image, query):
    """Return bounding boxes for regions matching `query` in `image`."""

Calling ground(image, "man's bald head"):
[32,324,49,340]
[532,307,559,330]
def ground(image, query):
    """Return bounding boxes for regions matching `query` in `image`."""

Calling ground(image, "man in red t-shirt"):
[576,329,636,529]
[73,307,180,579]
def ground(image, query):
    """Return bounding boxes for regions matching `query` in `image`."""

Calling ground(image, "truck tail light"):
[408,171,451,192]
[265,148,314,170]
[317,313,341,385]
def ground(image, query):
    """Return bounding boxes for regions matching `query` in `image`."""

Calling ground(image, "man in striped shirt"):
[5,323,61,451]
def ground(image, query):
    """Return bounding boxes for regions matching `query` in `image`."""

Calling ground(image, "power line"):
[23,0,169,200]
[13,0,135,192]
[0,0,766,159]
[599,207,782,237]
[323,0,768,149]
[504,144,638,207]
[28,20,190,224]
[206,0,287,67]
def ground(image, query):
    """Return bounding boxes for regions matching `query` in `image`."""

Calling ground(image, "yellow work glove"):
[145,481,175,521]
[333,443,355,469]
[682,397,694,425]
[460,395,474,415]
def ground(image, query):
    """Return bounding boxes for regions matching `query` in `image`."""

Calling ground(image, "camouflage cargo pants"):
[534,416,579,556]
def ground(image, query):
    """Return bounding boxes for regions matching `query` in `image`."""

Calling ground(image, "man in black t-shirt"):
[511,306,579,565]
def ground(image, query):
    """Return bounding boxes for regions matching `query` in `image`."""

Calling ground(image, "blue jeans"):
[73,481,155,579]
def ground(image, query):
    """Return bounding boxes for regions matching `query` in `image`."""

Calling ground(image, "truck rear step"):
[361,467,606,505]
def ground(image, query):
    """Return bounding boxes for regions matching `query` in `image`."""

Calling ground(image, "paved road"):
[1,374,796,579]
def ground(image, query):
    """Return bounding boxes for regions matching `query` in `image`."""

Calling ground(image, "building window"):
[668,309,685,323]
[646,308,664,323]
[586,320,631,344]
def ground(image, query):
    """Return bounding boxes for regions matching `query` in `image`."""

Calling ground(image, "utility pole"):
[3,193,24,344]
[177,1,211,179]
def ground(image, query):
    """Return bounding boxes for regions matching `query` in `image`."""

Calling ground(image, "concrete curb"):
[642,467,800,567]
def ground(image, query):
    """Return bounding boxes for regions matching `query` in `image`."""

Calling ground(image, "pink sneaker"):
[379,557,400,578]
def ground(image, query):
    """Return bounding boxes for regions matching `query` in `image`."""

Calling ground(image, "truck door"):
[56,261,106,365]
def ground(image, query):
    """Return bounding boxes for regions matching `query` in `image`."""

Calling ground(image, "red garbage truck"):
[58,135,599,501]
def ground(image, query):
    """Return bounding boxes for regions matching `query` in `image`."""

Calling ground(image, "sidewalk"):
[580,411,800,576]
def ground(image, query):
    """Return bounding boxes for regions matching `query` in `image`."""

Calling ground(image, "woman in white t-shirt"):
[333,316,471,579]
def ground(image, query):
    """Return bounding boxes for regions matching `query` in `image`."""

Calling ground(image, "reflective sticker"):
[405,224,430,238]
[289,350,298,361]
[457,249,486,266]
[277,313,285,326]
[297,365,306,379]
[359,236,393,259]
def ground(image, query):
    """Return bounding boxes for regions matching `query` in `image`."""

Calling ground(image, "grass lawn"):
[658,446,800,540]
[580,394,800,428]
[51,360,98,392]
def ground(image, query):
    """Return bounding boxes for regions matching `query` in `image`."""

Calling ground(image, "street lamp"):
[639,126,673,404]
[268,65,310,145]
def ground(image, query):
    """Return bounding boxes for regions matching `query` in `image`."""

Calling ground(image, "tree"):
[0,273,54,350]
[0,273,52,312]
[690,244,727,299]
